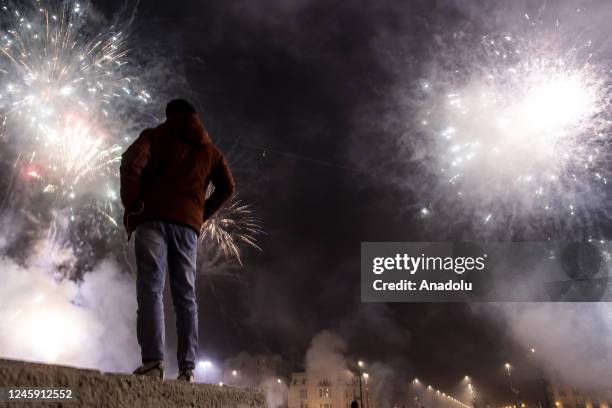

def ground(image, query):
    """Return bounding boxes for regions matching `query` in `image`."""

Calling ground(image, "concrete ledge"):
[0,359,267,407]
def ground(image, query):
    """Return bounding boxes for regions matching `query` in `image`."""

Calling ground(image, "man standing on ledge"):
[120,99,235,382]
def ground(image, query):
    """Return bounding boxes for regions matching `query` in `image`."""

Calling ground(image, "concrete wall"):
[0,358,267,407]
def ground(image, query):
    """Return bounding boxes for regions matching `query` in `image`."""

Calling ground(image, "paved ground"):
[0,358,267,407]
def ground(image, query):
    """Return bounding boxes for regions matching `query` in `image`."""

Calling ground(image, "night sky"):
[95,0,547,404]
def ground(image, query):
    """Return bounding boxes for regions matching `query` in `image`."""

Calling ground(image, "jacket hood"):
[159,113,211,145]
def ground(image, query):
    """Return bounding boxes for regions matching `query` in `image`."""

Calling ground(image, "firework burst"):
[0,0,150,210]
[200,194,263,265]
[416,12,612,236]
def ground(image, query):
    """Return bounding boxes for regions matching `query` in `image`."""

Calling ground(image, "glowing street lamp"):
[363,372,371,407]
[198,360,213,383]
[504,362,520,405]
[229,369,239,386]
[356,360,366,408]
[199,360,212,368]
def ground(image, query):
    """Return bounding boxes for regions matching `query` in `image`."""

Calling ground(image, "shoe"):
[177,369,194,382]
[133,361,164,379]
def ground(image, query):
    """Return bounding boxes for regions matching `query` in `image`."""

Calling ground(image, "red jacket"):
[120,113,235,235]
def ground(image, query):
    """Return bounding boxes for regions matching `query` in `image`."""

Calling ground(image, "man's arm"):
[204,152,235,222]
[120,129,153,212]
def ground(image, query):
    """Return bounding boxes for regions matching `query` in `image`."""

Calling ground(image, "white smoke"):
[305,330,349,377]
[303,331,400,407]
[0,235,139,372]
[497,303,612,389]
[260,377,289,408]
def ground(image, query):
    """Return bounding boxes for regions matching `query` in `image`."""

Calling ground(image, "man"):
[120,99,235,381]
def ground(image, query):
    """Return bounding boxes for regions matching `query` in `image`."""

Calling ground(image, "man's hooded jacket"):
[120,112,235,235]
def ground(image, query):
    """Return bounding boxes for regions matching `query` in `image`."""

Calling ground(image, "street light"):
[356,360,366,408]
[198,360,213,383]
[199,360,212,368]
[362,373,371,408]
[504,363,520,408]
[467,382,476,408]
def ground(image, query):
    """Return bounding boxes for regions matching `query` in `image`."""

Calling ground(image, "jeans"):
[134,220,198,371]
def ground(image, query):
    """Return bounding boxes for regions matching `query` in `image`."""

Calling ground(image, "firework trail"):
[415,9,612,238]
[200,194,263,266]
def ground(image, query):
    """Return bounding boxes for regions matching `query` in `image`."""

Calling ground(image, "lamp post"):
[505,363,519,395]
[198,360,213,383]
[528,347,551,408]
[413,378,420,408]
[363,372,370,408]
[357,361,365,408]
[468,382,476,408]
[427,385,434,408]
[505,363,521,408]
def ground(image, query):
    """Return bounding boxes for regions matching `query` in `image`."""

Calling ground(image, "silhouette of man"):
[120,99,234,381]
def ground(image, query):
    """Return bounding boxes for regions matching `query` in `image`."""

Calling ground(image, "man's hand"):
[203,153,235,222]
[123,201,145,232]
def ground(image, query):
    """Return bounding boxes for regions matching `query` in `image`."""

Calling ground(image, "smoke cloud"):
[303,330,404,408]
[498,302,612,389]
[305,330,349,376]
[260,377,289,408]
[0,235,139,372]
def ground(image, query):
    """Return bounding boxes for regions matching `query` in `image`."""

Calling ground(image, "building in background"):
[288,370,379,408]
[222,352,290,387]
[545,382,612,408]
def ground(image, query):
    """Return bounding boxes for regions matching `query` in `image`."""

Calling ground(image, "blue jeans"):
[135,221,198,371]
